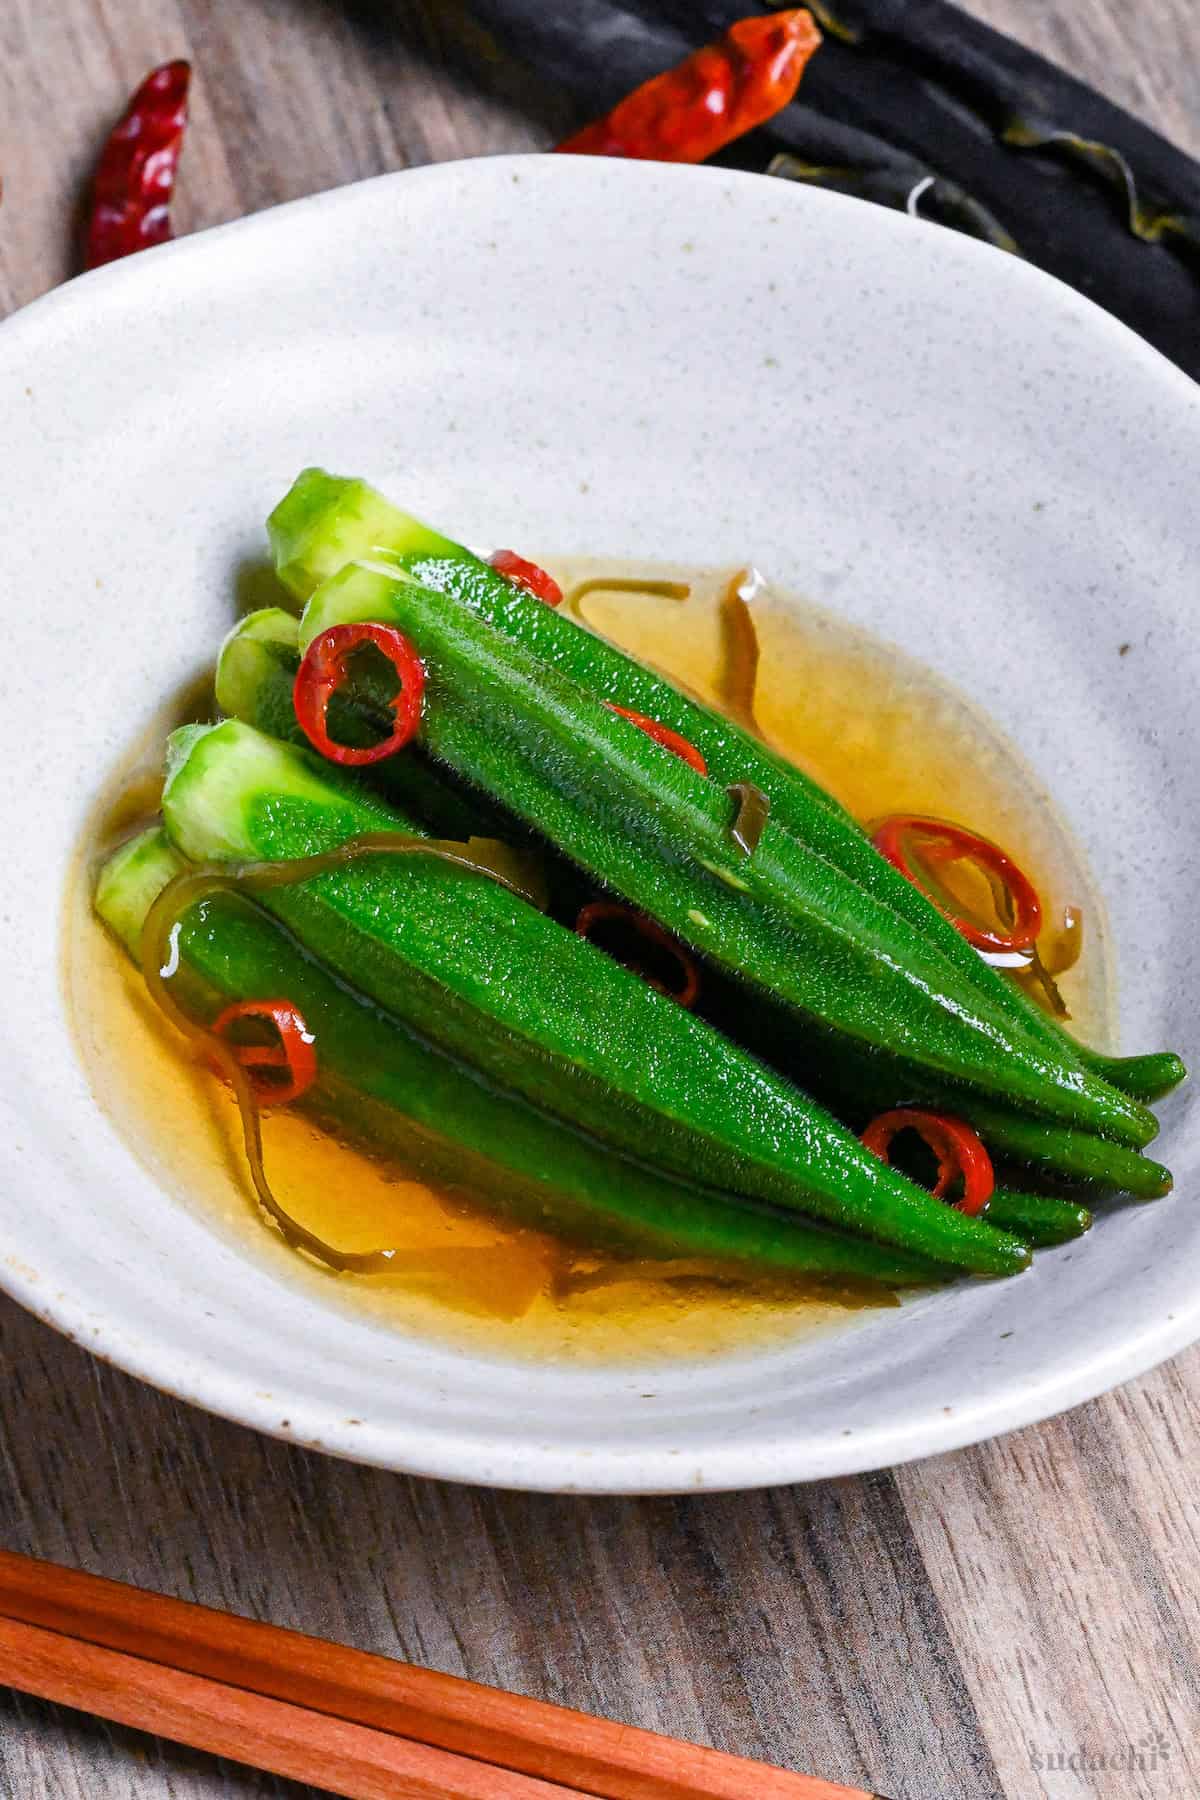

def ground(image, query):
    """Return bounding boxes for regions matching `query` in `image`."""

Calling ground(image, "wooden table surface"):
[1,4,1198,1796]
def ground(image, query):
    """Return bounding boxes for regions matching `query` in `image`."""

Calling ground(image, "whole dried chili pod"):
[555,11,820,162]
[84,60,191,270]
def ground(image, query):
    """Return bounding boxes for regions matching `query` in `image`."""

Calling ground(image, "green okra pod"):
[299,562,1155,1148]
[96,827,943,1288]
[267,469,1184,1108]
[713,1006,1173,1200]
[983,1190,1092,1248]
[161,720,1032,1276]
[223,606,1169,1201]
[217,609,500,843]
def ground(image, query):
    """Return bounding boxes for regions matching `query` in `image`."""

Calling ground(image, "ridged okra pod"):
[161,721,1031,1275]
[299,562,1154,1147]
[267,468,1184,1108]
[220,607,1169,1202]
[96,827,947,1287]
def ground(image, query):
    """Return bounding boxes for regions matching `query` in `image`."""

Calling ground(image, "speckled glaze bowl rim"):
[2,154,1198,1492]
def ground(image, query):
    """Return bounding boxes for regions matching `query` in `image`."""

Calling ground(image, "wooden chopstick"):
[0,1611,572,1799]
[0,1551,884,1800]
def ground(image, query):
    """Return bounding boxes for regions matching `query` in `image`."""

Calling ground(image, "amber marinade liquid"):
[65,563,1113,1363]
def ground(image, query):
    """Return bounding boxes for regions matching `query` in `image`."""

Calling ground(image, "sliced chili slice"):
[861,1107,994,1217]
[293,622,424,765]
[212,1000,318,1106]
[605,703,708,776]
[872,814,1043,954]
[575,901,700,1008]
[489,549,564,608]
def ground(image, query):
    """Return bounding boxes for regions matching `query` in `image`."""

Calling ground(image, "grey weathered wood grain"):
[1,3,1198,1797]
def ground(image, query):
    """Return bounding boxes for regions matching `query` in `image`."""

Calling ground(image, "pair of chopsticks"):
[0,1549,887,1799]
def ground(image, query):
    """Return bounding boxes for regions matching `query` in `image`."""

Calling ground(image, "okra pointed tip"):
[1063,1206,1093,1238]
[969,1220,1034,1274]
[984,1188,1092,1246]
[1100,1050,1188,1103]
[1147,1162,1173,1199]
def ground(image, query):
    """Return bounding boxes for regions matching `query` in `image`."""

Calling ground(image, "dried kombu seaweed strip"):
[1000,120,1194,248]
[790,0,1200,265]
[816,0,1200,207]
[465,0,690,115]
[767,150,1016,250]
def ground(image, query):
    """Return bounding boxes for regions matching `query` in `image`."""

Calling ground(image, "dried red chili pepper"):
[861,1107,995,1218]
[212,1000,318,1106]
[605,703,709,776]
[575,901,701,1008]
[489,549,564,608]
[84,60,191,270]
[872,814,1043,956]
[293,622,425,766]
[554,12,821,164]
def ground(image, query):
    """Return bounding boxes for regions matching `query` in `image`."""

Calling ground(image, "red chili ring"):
[575,901,701,1008]
[860,1107,994,1217]
[871,814,1042,954]
[293,622,425,766]
[212,1000,318,1106]
[489,549,564,608]
[604,704,708,776]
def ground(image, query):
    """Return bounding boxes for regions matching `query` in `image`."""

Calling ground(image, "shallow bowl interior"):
[1,155,1197,1491]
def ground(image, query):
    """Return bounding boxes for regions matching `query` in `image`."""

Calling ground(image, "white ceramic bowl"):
[2,156,1197,1492]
